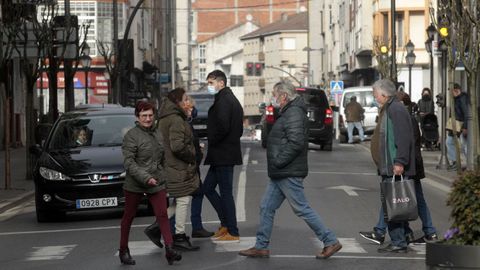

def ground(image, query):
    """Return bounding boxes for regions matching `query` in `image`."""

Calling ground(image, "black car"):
[188,92,214,138]
[261,87,334,151]
[30,105,138,222]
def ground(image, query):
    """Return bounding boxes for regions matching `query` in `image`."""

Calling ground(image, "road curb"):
[0,191,35,214]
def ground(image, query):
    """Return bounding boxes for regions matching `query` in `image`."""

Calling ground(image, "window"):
[230,75,244,87]
[396,13,404,48]
[282,38,296,50]
[199,44,206,64]
[199,68,206,82]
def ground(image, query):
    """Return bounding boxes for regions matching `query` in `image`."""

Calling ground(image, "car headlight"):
[39,167,71,181]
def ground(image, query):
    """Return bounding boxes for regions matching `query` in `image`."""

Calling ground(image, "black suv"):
[261,87,334,151]
[188,92,214,138]
[30,105,138,222]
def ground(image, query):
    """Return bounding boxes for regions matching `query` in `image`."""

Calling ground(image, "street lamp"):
[425,23,436,96]
[405,40,416,96]
[80,43,92,104]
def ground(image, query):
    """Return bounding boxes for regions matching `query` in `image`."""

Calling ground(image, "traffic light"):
[436,93,445,107]
[246,62,254,76]
[255,63,263,76]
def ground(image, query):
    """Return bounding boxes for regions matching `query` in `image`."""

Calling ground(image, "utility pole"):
[390,0,396,83]
[113,0,119,104]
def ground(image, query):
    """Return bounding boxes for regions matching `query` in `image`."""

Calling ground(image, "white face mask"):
[207,85,217,95]
[271,96,280,108]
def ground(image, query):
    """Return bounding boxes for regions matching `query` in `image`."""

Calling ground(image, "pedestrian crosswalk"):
[21,237,426,261]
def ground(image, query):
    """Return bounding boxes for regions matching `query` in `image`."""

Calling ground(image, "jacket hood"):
[281,96,307,114]
[159,98,186,120]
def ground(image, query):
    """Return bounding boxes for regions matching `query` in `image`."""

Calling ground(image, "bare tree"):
[432,0,480,170]
[97,40,117,103]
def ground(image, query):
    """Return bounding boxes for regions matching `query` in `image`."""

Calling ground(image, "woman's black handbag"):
[380,176,418,222]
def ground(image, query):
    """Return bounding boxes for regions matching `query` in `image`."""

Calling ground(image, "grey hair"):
[372,79,396,97]
[273,81,299,100]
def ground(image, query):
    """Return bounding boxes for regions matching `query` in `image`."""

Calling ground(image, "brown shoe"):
[238,247,270,258]
[316,241,342,259]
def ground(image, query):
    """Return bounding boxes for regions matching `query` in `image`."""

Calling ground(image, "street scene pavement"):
[0,140,457,270]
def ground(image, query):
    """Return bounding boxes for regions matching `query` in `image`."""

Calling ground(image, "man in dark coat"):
[239,81,341,259]
[446,83,469,170]
[203,70,243,242]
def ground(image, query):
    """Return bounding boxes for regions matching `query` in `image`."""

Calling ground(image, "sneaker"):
[447,161,457,171]
[412,233,438,245]
[211,226,228,239]
[212,232,240,243]
[192,228,214,238]
[359,231,385,245]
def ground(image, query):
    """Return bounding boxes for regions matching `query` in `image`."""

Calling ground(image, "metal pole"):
[187,0,192,89]
[113,0,119,104]
[437,51,449,169]
[408,65,412,96]
[4,97,11,189]
[84,70,88,104]
[391,0,396,82]
[171,37,175,89]
[430,53,434,94]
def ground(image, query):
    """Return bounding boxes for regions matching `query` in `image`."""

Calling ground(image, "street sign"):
[330,80,344,94]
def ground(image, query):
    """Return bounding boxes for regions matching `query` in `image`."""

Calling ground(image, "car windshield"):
[48,114,136,150]
[343,91,376,108]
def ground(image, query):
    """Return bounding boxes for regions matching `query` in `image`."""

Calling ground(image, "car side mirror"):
[29,144,43,157]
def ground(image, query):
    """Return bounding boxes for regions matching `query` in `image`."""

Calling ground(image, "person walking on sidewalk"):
[344,95,365,143]
[367,80,416,253]
[203,70,244,242]
[359,91,438,246]
[120,101,181,265]
[446,83,469,171]
[239,81,342,259]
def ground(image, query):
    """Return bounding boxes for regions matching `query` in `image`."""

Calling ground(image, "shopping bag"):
[380,176,418,222]
[446,118,463,133]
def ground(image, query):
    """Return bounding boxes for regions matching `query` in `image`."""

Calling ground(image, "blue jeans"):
[347,121,364,142]
[190,181,205,231]
[446,134,467,163]
[203,165,238,236]
[375,179,436,246]
[255,177,338,250]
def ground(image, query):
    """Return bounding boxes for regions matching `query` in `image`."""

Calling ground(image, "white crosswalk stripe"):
[213,237,256,252]
[114,241,161,256]
[312,237,367,253]
[26,245,77,261]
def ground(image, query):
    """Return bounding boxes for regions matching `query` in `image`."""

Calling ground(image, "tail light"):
[324,108,333,125]
[266,105,275,124]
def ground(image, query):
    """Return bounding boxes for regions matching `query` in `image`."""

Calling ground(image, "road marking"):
[422,178,451,194]
[114,241,161,256]
[214,237,256,252]
[26,245,76,261]
[0,201,34,221]
[408,244,426,254]
[251,160,258,165]
[236,147,250,222]
[254,169,376,176]
[270,255,424,260]
[312,237,367,253]
[326,185,367,196]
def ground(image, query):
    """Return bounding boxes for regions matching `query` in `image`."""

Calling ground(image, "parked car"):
[338,86,378,143]
[260,87,334,151]
[30,105,139,222]
[188,91,215,138]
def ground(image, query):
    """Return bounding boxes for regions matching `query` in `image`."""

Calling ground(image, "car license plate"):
[76,197,118,209]
[193,124,207,129]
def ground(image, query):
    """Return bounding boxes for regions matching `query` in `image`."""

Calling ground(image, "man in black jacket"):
[446,83,468,170]
[203,70,243,242]
[239,81,341,259]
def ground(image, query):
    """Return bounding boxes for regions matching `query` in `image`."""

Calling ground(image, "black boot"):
[173,233,200,251]
[144,222,163,248]
[119,248,136,265]
[165,245,182,265]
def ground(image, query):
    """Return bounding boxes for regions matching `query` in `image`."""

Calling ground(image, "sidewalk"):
[0,147,35,213]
